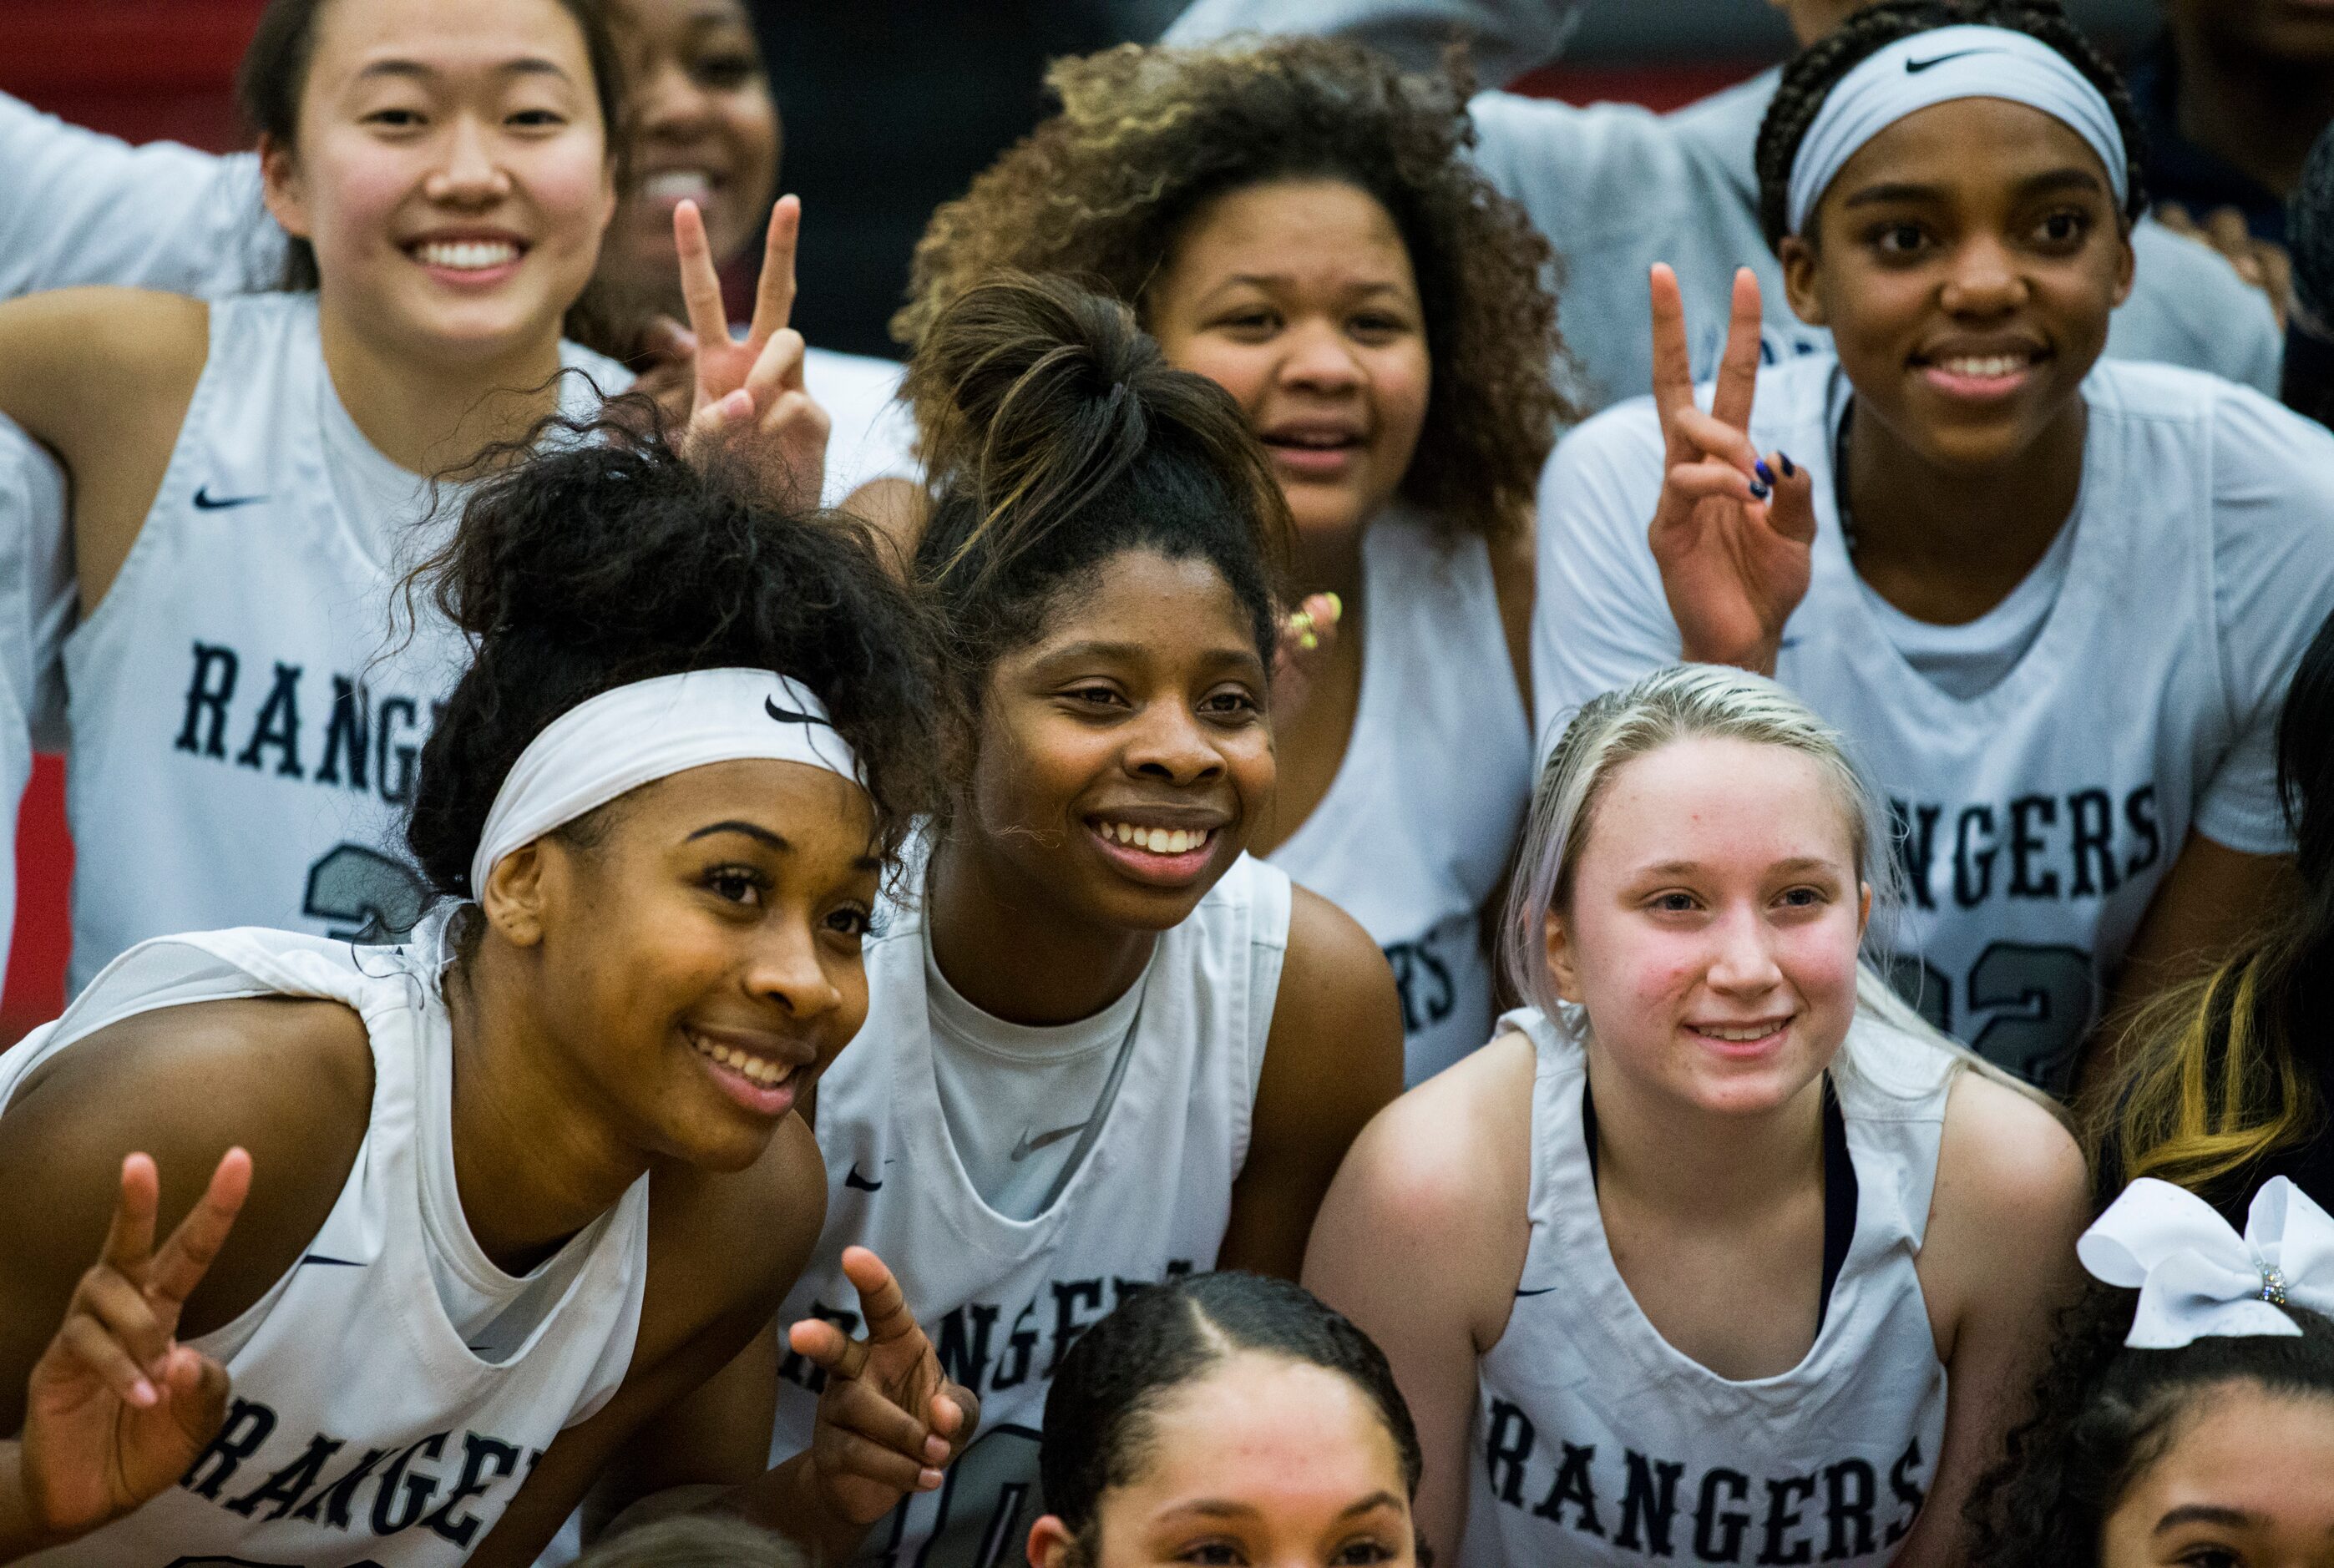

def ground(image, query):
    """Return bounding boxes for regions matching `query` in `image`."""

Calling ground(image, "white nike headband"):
[1786,24,2129,236]
[468,666,862,899]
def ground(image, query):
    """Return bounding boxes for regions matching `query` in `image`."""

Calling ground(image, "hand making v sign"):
[677,194,833,513]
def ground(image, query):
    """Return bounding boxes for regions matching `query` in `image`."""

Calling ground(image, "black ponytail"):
[1754,0,2148,250]
[403,424,947,901]
[904,273,1292,716]
[1040,1273,1424,1557]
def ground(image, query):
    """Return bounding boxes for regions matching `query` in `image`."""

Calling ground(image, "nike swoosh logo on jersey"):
[1904,49,1988,72]
[297,1252,363,1268]
[1514,1285,1558,1297]
[844,1163,884,1191]
[192,486,269,510]
[766,695,834,727]
[1010,1122,1089,1161]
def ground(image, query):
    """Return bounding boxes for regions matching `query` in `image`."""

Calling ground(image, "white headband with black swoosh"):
[468,667,862,898]
[1786,25,2129,236]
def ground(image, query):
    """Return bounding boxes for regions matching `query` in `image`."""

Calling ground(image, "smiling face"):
[602,0,779,302]
[960,548,1275,934]
[1030,1351,1420,1568]
[1545,736,1870,1118]
[261,0,618,364]
[513,757,880,1171]
[2099,1381,2334,1568]
[1780,96,2134,476]
[1147,179,1432,545]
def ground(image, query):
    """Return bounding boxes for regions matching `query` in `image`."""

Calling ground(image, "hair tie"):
[468,668,861,898]
[1787,25,2129,235]
[2079,1176,2334,1349]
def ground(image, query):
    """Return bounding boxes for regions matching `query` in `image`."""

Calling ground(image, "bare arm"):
[1896,1071,2088,1568]
[1218,888,1405,1278]
[1301,1033,1532,1565]
[1161,0,1584,88]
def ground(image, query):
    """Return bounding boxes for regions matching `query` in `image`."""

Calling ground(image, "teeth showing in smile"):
[689,1030,791,1086]
[642,169,715,201]
[414,240,519,271]
[1697,1022,1784,1042]
[1937,354,2029,378]
[1096,821,1213,855]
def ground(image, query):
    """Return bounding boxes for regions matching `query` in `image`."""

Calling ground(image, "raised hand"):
[676,194,831,512]
[786,1247,979,1528]
[1644,264,1815,676]
[17,1150,250,1540]
[1269,592,1344,723]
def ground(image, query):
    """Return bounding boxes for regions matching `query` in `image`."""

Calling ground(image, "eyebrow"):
[357,57,577,83]
[1840,166,2107,210]
[1160,1492,1404,1525]
[1207,274,1407,300]
[2154,1505,2259,1534]
[1633,856,1837,878]
[686,821,789,851]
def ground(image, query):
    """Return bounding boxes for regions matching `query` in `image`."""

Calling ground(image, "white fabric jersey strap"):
[1786,24,2129,235]
[468,666,861,897]
[2079,1176,2334,1348]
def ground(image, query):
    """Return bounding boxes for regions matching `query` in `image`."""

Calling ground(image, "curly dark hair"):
[894,36,1570,544]
[403,418,949,903]
[1755,0,2149,250]
[1967,1282,2334,1568]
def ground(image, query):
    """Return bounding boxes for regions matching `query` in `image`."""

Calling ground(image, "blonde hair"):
[1501,665,1982,1081]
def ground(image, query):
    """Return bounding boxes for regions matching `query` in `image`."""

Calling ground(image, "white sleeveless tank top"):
[1267,511,1531,1085]
[769,852,1293,1568]
[1461,1007,1954,1568]
[60,291,626,993]
[0,919,651,1565]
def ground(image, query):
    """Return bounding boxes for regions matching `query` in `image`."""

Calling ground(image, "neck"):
[316,295,570,477]
[926,832,1158,1027]
[2170,22,2334,199]
[444,936,654,1275]
[1292,517,1368,605]
[1586,1050,1826,1225]
[1843,393,2087,617]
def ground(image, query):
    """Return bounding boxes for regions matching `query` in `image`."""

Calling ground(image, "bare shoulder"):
[1282,883,1395,995]
[1337,1029,1536,1249]
[0,286,207,417]
[1486,518,1537,719]
[1262,885,1403,1110]
[1931,1069,2087,1221]
[0,996,373,1401]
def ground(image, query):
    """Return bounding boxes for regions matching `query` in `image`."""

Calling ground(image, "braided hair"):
[1754,0,2149,250]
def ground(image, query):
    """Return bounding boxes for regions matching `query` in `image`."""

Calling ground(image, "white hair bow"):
[2079,1176,2334,1349]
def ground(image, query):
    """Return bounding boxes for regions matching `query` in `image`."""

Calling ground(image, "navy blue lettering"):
[776,1301,860,1393]
[1758,1475,1816,1565]
[936,1302,1000,1392]
[225,1431,342,1520]
[316,676,370,790]
[1889,799,1940,913]
[1885,1439,1927,1545]
[377,695,422,805]
[1617,1451,1684,1555]
[175,642,240,757]
[180,1399,277,1499]
[1821,1459,1876,1560]
[1952,806,1997,907]
[234,661,305,777]
[422,1432,522,1545]
[1694,1469,1753,1563]
[1483,1400,1537,1506]
[1532,1442,1605,1535]
[992,1302,1040,1390]
[2068,789,2119,897]
[370,1432,448,1534]
[1046,1279,1106,1376]
[292,1445,392,1528]
[2124,785,2162,876]
[2007,796,2060,898]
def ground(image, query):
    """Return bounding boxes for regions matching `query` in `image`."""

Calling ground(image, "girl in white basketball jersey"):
[0,0,832,994]
[1535,1,2334,1091]
[0,435,975,1565]
[1305,665,2088,1568]
[894,38,1570,1085]
[767,276,1405,1568]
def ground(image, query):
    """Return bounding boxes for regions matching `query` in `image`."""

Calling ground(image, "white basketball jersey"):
[1268,510,1531,1085]
[770,853,1292,1568]
[1461,1007,1952,1568]
[1537,355,2334,1089]
[0,921,651,1566]
[59,291,626,994]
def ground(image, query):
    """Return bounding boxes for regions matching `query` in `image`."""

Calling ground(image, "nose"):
[743,913,845,1023]
[1704,903,1785,998]
[1124,701,1228,788]
[637,57,715,138]
[1937,231,2028,318]
[1277,316,1366,395]
[423,114,514,208]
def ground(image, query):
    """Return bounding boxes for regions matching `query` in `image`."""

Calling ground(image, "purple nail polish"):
[1754,459,1775,486]
[1779,452,1797,478]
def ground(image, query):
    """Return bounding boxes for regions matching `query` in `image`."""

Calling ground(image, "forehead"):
[310,0,595,79]
[1025,549,1262,662]
[2122,1385,2334,1537]
[618,757,876,851]
[1826,95,2111,207]
[1582,736,1859,873]
[1135,1355,1407,1497]
[1169,179,1416,288]
[611,0,752,38]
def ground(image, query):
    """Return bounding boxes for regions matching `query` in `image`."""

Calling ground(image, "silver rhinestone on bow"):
[2261,1264,2290,1307]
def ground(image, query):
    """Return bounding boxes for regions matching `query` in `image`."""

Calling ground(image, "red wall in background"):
[0,1,1759,1039]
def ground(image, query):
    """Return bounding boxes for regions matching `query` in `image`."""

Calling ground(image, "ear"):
[258,130,315,243]
[2110,222,2136,311]
[1777,233,1828,328]
[1856,880,1872,947]
[1026,1515,1079,1568]
[479,842,550,949]
[1542,907,1582,1005]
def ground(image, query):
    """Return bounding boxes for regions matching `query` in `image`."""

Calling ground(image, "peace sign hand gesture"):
[676,193,832,513]
[15,1150,251,1543]
[786,1247,979,1530]
[1645,265,1816,676]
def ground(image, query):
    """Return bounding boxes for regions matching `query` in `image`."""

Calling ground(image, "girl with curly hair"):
[896,35,1569,1083]
[1967,1176,2334,1568]
[1536,1,2334,1095]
